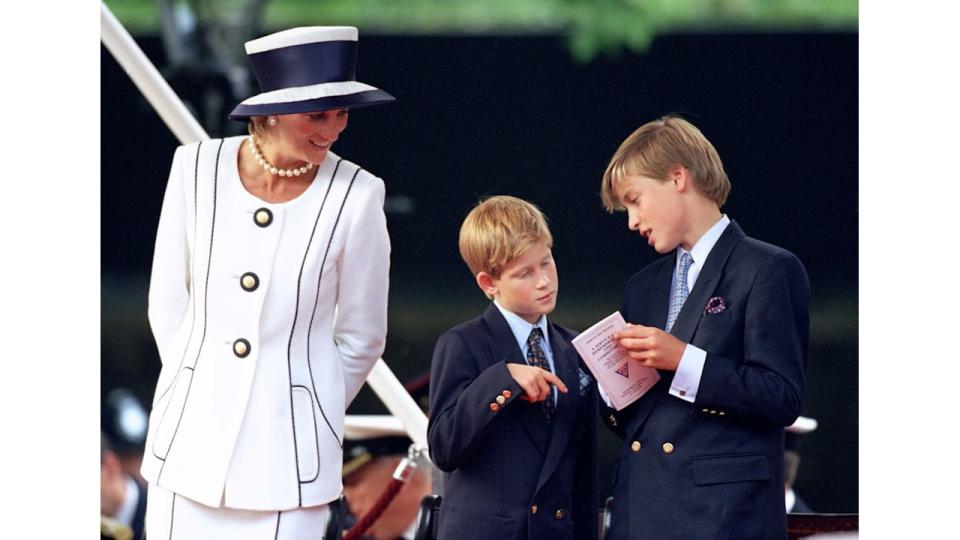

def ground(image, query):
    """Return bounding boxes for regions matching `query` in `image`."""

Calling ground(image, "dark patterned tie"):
[526,327,555,420]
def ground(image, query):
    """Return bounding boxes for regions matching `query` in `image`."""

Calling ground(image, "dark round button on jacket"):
[253,208,273,227]
[240,272,259,292]
[233,338,251,358]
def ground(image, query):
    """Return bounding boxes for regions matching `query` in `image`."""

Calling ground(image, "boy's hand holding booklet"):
[572,311,660,410]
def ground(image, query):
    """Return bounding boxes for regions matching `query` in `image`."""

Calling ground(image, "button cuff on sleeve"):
[670,344,706,402]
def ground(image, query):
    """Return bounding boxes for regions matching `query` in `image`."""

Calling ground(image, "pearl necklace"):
[248,136,313,177]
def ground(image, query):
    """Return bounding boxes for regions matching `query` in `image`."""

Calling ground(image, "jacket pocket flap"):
[692,454,770,486]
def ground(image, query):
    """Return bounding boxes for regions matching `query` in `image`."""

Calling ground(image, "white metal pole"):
[366,359,430,453]
[100,1,208,144]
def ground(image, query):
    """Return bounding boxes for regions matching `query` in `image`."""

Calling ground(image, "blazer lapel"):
[669,220,746,344]
[644,255,675,332]
[534,324,579,492]
[482,305,550,455]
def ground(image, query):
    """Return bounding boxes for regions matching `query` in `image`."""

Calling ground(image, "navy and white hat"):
[229,26,394,120]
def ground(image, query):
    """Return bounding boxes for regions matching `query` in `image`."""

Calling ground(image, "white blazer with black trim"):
[140,136,390,511]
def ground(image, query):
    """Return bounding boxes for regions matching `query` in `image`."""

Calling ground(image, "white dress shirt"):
[668,214,730,402]
[493,300,558,403]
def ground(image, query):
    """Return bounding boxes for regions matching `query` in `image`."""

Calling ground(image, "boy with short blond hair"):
[600,115,731,212]
[600,115,809,540]
[458,195,554,281]
[428,195,598,540]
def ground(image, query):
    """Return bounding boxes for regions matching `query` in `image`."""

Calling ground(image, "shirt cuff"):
[669,344,706,402]
[598,384,612,407]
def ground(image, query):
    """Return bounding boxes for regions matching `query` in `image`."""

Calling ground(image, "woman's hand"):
[506,364,568,402]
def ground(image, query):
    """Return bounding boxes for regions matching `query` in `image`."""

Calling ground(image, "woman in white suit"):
[141,26,395,539]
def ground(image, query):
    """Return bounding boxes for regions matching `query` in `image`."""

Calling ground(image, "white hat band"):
[240,81,378,106]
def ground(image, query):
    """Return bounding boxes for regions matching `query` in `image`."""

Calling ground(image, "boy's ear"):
[476,272,497,298]
[669,165,690,193]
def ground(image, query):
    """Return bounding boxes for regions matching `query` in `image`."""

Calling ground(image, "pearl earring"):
[267,116,278,126]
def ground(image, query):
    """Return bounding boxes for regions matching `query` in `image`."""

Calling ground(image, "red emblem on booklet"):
[571,312,661,410]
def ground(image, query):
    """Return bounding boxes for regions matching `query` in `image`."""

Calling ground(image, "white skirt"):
[146,483,332,540]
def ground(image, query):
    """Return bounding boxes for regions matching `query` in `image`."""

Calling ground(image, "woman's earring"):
[268,116,278,126]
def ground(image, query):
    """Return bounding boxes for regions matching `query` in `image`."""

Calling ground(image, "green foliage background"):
[103,0,857,61]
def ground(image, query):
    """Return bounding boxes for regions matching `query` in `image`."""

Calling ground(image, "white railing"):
[100,1,429,457]
[100,2,207,144]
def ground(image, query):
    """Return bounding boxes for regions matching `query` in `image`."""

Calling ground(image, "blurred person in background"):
[140,25,394,539]
[101,431,147,540]
[101,388,149,538]
[342,426,433,540]
[340,374,432,540]
[102,388,149,482]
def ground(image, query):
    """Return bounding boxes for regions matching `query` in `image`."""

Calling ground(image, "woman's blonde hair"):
[458,195,553,278]
[600,115,730,211]
[248,116,269,139]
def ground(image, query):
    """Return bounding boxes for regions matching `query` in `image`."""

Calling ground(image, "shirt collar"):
[493,300,551,354]
[677,214,730,268]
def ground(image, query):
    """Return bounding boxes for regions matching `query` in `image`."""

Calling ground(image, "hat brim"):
[229,88,394,120]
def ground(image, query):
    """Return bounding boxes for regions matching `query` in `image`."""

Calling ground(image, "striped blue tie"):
[666,252,694,332]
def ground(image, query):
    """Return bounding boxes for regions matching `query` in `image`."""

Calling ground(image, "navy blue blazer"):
[605,221,809,540]
[428,304,599,540]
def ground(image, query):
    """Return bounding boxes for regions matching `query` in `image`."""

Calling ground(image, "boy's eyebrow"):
[506,262,534,276]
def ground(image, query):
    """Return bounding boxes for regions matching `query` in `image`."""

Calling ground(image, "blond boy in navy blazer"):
[428,196,599,540]
[599,116,810,540]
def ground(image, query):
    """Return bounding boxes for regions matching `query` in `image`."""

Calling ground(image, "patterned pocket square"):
[704,296,727,315]
[578,368,594,395]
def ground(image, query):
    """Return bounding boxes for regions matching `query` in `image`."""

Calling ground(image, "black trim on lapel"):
[300,159,344,469]
[157,139,224,480]
[668,220,746,344]
[308,163,360,457]
[481,304,551,455]
[534,323,579,492]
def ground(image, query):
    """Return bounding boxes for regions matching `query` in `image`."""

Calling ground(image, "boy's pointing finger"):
[544,371,568,393]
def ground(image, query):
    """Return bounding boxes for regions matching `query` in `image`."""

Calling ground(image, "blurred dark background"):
[102,29,857,512]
